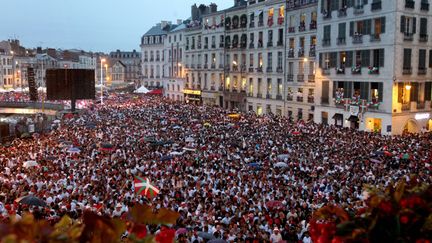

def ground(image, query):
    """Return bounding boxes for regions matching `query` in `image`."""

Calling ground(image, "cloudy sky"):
[0,0,232,52]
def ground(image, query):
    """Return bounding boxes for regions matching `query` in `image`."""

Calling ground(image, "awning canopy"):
[332,113,343,120]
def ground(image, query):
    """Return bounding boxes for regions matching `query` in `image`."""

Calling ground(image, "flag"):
[134,176,160,198]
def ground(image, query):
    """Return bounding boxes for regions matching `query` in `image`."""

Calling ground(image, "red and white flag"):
[134,176,160,199]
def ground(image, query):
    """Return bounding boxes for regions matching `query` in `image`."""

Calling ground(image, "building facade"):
[314,0,432,134]
[109,50,141,84]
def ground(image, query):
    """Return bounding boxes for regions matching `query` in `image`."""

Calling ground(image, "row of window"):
[319,49,385,70]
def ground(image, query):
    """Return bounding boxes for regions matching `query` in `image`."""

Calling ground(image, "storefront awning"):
[332,113,343,120]
[348,115,359,122]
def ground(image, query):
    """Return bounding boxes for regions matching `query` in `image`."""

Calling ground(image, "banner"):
[27,67,38,101]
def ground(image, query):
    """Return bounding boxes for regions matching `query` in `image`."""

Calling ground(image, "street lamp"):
[100,58,106,104]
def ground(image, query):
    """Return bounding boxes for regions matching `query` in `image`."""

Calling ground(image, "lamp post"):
[100,58,106,104]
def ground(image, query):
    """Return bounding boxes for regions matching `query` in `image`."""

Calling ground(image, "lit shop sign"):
[183,89,201,95]
[415,113,430,120]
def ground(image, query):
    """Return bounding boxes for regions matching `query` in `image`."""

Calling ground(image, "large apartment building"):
[140,0,432,134]
[315,0,432,134]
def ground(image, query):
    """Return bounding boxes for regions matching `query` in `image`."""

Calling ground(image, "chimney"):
[161,21,168,29]
[210,3,217,13]
[177,19,182,25]
[36,47,42,54]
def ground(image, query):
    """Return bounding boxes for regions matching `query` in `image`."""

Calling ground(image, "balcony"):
[191,45,195,49]
[276,67,283,73]
[353,35,363,44]
[197,64,202,69]
[405,0,415,9]
[418,67,427,75]
[211,63,216,69]
[401,103,410,111]
[370,33,381,42]
[404,33,414,41]
[420,34,428,42]
[297,74,304,82]
[322,10,331,19]
[278,17,284,25]
[267,41,273,47]
[338,8,347,17]
[203,64,208,69]
[258,21,264,27]
[421,2,430,11]
[277,41,284,47]
[371,1,382,10]
[150,58,154,62]
[308,74,315,82]
[256,67,263,73]
[288,49,295,58]
[266,67,273,73]
[417,102,425,109]
[310,21,317,30]
[211,44,216,48]
[402,67,412,75]
[287,95,293,101]
[257,41,263,48]
[276,94,282,100]
[322,39,331,46]
[219,43,224,48]
[219,64,224,69]
[354,5,364,14]
[368,67,379,74]
[298,49,305,57]
[249,43,255,49]
[299,23,306,32]
[247,92,253,97]
[210,86,215,91]
[351,66,361,74]
[309,47,316,57]
[322,69,331,75]
[297,96,304,102]
[336,67,345,74]
[204,45,208,49]
[248,67,254,72]
[249,22,255,28]
[288,27,295,33]
[266,93,271,99]
[287,74,294,82]
[218,86,223,91]
[308,96,315,103]
[337,37,346,45]
[257,93,263,98]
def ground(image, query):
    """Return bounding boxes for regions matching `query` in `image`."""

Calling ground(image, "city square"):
[0,0,431,242]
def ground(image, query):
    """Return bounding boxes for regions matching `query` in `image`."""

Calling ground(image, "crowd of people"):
[0,94,431,242]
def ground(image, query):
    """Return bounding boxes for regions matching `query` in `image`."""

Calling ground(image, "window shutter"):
[398,83,404,103]
[330,52,337,68]
[321,0,325,13]
[319,53,323,68]
[425,82,432,101]
[331,0,339,11]
[381,17,386,33]
[343,82,350,98]
[378,82,383,102]
[419,49,426,68]
[411,83,418,102]
[363,0,368,5]
[403,49,412,68]
[429,50,432,68]
[413,17,417,34]
[420,18,427,35]
[333,81,338,99]
[347,0,354,7]
[363,19,371,35]
[346,51,353,67]
[379,49,385,67]
[349,21,354,36]
[338,23,346,38]
[361,50,370,67]
[401,16,406,33]
[360,82,369,100]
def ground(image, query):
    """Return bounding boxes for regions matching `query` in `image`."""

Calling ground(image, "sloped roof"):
[143,23,178,36]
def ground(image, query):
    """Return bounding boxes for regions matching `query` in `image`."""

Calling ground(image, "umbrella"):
[401,153,410,160]
[160,155,174,161]
[20,133,31,139]
[266,200,284,209]
[176,228,188,235]
[170,151,184,156]
[16,195,46,207]
[67,147,81,154]
[185,137,195,143]
[247,163,260,167]
[144,137,156,142]
[100,143,115,151]
[23,160,38,168]
[173,125,182,129]
[204,122,211,127]
[370,158,382,163]
[183,147,196,152]
[53,119,61,124]
[291,131,301,135]
[198,232,215,240]
[277,154,289,160]
[274,162,288,168]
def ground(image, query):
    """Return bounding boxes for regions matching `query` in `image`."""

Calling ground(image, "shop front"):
[183,89,202,105]
[201,91,219,107]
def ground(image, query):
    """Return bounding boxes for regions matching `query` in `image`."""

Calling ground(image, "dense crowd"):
[0,94,431,242]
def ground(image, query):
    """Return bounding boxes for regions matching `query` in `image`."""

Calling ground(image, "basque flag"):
[134,176,160,198]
